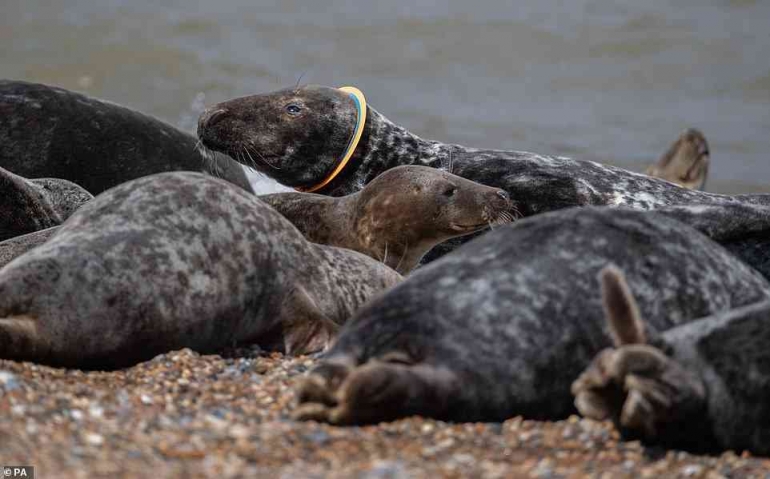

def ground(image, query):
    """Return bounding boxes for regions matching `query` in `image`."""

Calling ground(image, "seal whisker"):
[246,144,281,170]
[240,148,259,173]
[294,72,307,93]
[395,242,409,273]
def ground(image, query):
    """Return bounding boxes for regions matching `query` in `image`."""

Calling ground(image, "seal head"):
[262,165,513,274]
[350,165,512,272]
[198,85,357,188]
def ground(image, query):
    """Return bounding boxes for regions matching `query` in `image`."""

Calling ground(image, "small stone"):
[84,433,104,446]
[0,370,20,391]
[70,409,84,421]
[140,394,153,405]
[681,464,703,476]
[89,404,104,418]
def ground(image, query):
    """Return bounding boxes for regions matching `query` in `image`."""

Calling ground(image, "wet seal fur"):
[0,172,401,370]
[197,85,770,269]
[646,128,710,191]
[573,266,770,456]
[261,165,513,274]
[291,207,770,425]
[0,166,92,241]
[0,80,253,195]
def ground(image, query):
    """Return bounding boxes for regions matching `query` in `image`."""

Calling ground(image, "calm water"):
[2,0,769,193]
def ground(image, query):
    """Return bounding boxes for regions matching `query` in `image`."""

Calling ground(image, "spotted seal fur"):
[0,166,92,241]
[261,165,512,274]
[646,128,710,191]
[291,207,770,425]
[0,80,253,194]
[0,227,58,269]
[0,172,400,369]
[197,85,770,269]
[573,266,770,455]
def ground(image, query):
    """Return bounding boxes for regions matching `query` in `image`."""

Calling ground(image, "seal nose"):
[496,190,510,202]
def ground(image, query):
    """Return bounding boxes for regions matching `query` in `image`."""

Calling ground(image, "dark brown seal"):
[573,265,770,456]
[261,165,512,274]
[0,166,92,241]
[646,128,710,190]
[0,172,401,370]
[0,80,253,195]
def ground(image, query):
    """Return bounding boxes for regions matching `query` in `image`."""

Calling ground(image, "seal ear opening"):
[599,264,647,346]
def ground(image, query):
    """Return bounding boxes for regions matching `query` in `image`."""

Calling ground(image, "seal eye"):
[443,186,457,197]
[285,104,302,115]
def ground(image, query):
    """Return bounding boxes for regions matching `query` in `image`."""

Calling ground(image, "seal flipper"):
[293,355,458,425]
[279,285,340,355]
[0,314,48,362]
[572,265,711,450]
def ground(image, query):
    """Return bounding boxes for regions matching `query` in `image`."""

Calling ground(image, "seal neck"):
[296,86,367,193]
[319,106,458,196]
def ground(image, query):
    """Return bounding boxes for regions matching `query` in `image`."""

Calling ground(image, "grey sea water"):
[2,0,769,193]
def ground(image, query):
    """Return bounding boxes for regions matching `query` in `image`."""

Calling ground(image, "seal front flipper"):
[278,285,340,355]
[293,354,458,425]
[572,265,711,450]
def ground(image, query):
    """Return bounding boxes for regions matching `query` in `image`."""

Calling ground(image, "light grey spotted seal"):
[0,172,401,369]
[573,265,770,456]
[291,207,770,425]
[646,128,710,191]
[0,166,92,241]
[261,165,512,274]
[0,80,253,195]
[196,85,770,271]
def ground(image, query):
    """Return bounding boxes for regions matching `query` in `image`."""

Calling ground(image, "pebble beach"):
[1,348,767,478]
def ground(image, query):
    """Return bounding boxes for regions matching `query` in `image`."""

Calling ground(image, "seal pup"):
[0,227,58,269]
[197,85,769,265]
[0,166,92,241]
[0,172,401,370]
[573,266,770,455]
[291,207,770,425]
[646,128,710,191]
[261,165,513,274]
[0,80,253,195]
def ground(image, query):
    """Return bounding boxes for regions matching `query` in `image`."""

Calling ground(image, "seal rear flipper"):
[293,357,458,425]
[572,265,714,452]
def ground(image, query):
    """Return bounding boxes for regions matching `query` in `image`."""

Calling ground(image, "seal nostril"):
[496,190,510,201]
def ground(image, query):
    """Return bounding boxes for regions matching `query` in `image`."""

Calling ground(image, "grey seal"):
[261,165,512,274]
[573,266,770,456]
[0,172,400,369]
[0,80,253,195]
[646,128,710,191]
[291,207,770,425]
[0,166,92,241]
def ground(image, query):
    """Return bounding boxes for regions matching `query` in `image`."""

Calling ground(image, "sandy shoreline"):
[0,348,767,478]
